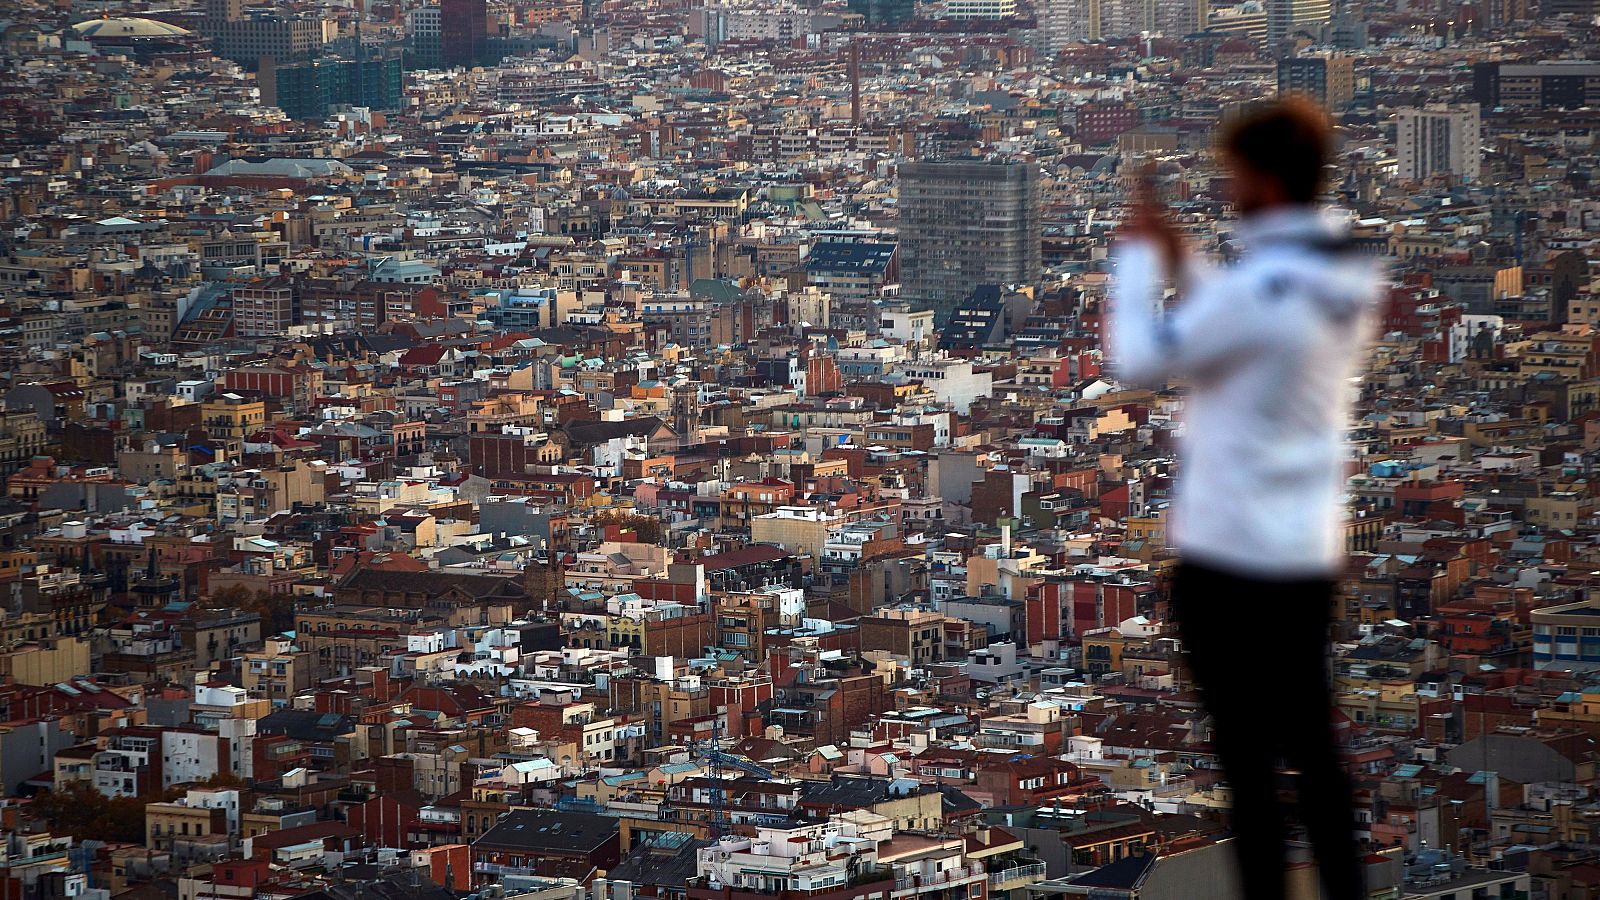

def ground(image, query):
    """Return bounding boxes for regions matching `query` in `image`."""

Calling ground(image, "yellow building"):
[1343,513,1384,554]
[200,394,268,453]
[0,637,90,686]
[750,507,844,558]
[1334,678,1429,735]
[241,638,314,702]
[53,744,96,788]
[1124,513,1165,546]
[964,542,1049,600]
[1519,329,1593,380]
[1081,629,1126,677]
[1536,689,1600,738]
[467,392,544,433]
[608,616,644,652]
[1524,489,1595,530]
[145,801,227,851]
[0,549,36,586]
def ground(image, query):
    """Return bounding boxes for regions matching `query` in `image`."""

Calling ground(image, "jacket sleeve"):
[1109,238,1276,386]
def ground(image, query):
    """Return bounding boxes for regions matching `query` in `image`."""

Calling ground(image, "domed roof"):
[71,16,192,38]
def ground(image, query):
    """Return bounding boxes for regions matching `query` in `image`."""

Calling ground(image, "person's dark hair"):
[1220,97,1333,204]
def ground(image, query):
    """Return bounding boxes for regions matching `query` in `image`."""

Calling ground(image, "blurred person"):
[1108,98,1384,900]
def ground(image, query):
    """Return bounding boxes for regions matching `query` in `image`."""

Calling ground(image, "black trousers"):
[1172,562,1362,900]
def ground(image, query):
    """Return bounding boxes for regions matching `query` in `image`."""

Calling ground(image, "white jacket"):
[1108,206,1384,579]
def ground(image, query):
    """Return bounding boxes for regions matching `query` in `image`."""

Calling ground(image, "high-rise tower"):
[1267,0,1332,50]
[440,0,487,67]
[898,158,1041,325]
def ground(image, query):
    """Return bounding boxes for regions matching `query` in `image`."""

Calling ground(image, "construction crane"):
[691,711,777,838]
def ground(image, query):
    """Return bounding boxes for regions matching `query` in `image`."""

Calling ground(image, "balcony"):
[892,865,986,896]
[689,874,895,900]
[472,861,535,877]
[988,862,1046,891]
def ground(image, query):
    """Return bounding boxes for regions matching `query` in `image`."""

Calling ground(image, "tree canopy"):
[29,780,184,844]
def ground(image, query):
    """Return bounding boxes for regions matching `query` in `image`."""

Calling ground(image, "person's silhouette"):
[1109,98,1384,900]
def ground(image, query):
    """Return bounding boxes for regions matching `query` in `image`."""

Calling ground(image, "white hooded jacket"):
[1108,206,1384,579]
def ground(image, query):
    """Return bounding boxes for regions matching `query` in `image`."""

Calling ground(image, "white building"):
[1445,313,1503,363]
[968,641,1030,684]
[181,787,242,835]
[1038,0,1096,51]
[700,8,822,42]
[878,304,934,347]
[695,819,886,895]
[890,357,993,415]
[1041,0,1202,44]
[218,717,255,780]
[1397,104,1481,184]
[946,0,1019,17]
[161,731,222,787]
[785,286,831,331]
[1267,0,1331,47]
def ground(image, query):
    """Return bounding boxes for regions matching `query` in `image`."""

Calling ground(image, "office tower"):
[1479,0,1530,24]
[259,49,405,120]
[407,5,442,69]
[1541,0,1598,16]
[232,279,295,337]
[205,0,243,21]
[1041,0,1200,45]
[1104,0,1157,33]
[1277,53,1354,110]
[1317,11,1367,47]
[1206,0,1269,44]
[200,0,332,67]
[1267,0,1331,49]
[847,0,916,25]
[898,158,1041,325]
[440,0,487,68]
[700,8,817,43]
[1160,0,1210,34]
[1475,61,1600,109]
[1207,1,1268,43]
[945,0,1020,18]
[1039,0,1101,49]
[1077,101,1141,144]
[1396,104,1481,183]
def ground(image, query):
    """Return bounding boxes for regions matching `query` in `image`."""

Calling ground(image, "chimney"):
[1001,523,1011,557]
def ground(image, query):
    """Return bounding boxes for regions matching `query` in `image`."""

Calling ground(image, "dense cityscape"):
[0,0,1595,895]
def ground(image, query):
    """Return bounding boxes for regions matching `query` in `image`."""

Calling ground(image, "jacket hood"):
[1238,206,1384,322]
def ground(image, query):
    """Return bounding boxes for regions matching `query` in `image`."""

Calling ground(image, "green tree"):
[198,770,248,789]
[246,589,296,634]
[592,510,664,544]
[201,586,294,634]
[203,585,252,609]
[30,781,184,844]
